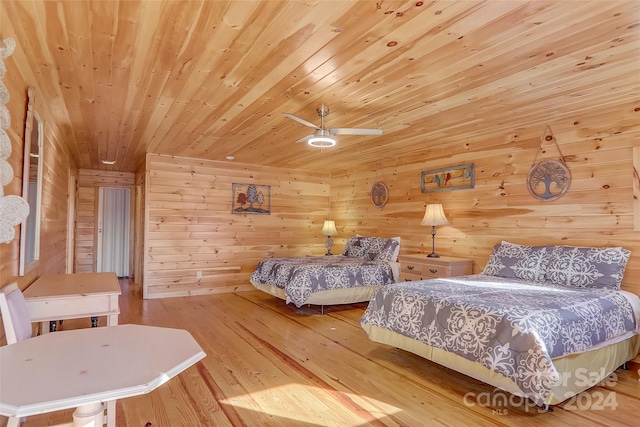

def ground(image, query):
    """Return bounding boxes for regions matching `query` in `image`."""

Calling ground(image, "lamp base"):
[427,226,440,258]
[324,236,334,256]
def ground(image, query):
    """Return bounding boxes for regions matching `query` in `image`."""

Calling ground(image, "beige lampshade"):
[421,204,450,227]
[321,220,338,236]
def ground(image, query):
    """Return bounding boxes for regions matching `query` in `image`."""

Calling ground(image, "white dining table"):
[0,324,206,427]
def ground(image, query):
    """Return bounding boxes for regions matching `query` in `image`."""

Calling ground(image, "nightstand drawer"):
[400,272,424,282]
[398,254,473,281]
[421,263,449,279]
[400,262,448,279]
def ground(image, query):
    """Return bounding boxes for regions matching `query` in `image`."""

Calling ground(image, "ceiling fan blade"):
[329,128,383,136]
[295,134,314,143]
[283,113,319,129]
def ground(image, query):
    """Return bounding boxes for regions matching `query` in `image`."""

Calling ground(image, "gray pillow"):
[342,236,400,261]
[482,241,551,282]
[343,236,368,258]
[544,245,630,290]
[370,238,400,261]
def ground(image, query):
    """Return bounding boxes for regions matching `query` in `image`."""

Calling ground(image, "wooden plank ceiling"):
[2,0,639,173]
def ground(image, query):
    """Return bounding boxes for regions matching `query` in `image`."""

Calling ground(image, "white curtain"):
[99,187,130,277]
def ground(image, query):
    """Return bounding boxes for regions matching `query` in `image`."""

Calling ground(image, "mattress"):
[361,274,640,405]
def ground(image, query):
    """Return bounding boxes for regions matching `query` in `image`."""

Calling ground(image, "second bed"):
[250,236,401,307]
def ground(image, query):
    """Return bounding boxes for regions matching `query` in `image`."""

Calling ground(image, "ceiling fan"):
[283,106,383,147]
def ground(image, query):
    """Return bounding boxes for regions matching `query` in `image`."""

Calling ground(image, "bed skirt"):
[362,323,640,405]
[251,281,379,306]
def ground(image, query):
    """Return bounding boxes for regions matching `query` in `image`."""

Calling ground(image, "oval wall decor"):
[370,182,389,208]
[527,160,571,201]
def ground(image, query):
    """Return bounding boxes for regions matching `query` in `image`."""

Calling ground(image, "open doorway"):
[97,187,131,277]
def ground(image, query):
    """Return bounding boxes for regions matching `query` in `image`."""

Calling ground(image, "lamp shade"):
[421,204,450,227]
[321,220,338,236]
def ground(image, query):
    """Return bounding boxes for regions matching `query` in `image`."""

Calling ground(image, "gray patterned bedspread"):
[360,274,637,405]
[250,256,396,307]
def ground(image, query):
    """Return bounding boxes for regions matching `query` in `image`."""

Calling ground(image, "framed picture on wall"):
[421,163,475,193]
[370,182,389,208]
[232,183,271,215]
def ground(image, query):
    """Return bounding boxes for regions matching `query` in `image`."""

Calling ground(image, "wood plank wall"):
[0,46,72,290]
[331,123,640,297]
[0,29,75,343]
[0,58,28,288]
[634,146,640,232]
[134,170,146,284]
[143,154,331,299]
[38,115,74,277]
[74,169,135,273]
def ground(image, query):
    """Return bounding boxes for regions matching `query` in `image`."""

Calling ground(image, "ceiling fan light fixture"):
[308,136,336,147]
[285,106,382,147]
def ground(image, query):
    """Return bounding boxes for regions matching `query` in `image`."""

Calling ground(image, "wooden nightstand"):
[398,254,473,281]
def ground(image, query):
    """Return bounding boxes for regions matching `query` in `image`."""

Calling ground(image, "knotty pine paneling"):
[0,37,73,291]
[37,120,74,277]
[330,123,640,296]
[3,1,639,175]
[143,154,330,299]
[2,0,639,305]
[0,65,26,288]
[634,146,640,231]
[74,169,135,273]
[134,170,146,284]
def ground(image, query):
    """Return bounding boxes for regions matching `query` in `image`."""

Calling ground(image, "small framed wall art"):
[370,182,389,208]
[232,183,271,214]
[421,163,475,193]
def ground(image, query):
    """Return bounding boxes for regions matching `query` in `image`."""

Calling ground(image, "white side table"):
[24,272,121,333]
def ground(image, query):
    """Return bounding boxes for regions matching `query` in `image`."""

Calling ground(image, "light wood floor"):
[6,279,640,427]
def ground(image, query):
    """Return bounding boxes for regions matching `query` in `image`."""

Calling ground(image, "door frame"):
[66,171,77,273]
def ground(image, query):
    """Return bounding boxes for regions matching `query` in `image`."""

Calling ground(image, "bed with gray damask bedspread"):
[250,236,401,307]
[361,241,640,406]
[250,256,398,307]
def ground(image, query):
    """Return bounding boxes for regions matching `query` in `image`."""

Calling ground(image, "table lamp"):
[321,220,338,255]
[421,204,449,258]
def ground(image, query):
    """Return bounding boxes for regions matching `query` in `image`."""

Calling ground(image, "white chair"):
[0,282,115,427]
[0,282,33,427]
[0,282,33,345]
